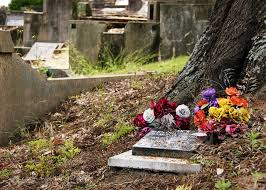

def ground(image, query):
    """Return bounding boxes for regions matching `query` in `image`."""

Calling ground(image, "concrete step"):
[108,150,201,173]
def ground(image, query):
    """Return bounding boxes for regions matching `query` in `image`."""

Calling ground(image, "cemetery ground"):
[0,66,266,189]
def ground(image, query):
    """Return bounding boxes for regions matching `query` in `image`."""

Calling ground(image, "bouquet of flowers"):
[194,87,250,141]
[133,98,191,138]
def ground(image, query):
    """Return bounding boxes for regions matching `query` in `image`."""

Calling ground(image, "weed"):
[25,139,80,177]
[102,122,134,146]
[0,169,13,180]
[28,139,52,154]
[25,155,56,177]
[37,67,52,77]
[70,45,189,76]
[69,45,94,75]
[214,179,232,190]
[190,154,215,167]
[247,131,262,150]
[252,171,265,188]
[56,140,81,163]
[95,113,113,128]
[176,184,192,190]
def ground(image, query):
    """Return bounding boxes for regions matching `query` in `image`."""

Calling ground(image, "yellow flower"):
[229,107,239,122]
[209,107,220,119]
[218,98,232,107]
[219,105,231,119]
[238,107,250,123]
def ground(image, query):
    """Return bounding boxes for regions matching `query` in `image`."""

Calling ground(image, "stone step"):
[132,130,199,158]
[108,150,201,174]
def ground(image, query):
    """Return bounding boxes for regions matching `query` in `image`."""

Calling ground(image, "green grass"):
[102,122,134,146]
[109,56,189,75]
[70,46,189,76]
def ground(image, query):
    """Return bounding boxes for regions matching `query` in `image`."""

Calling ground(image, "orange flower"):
[229,96,248,107]
[194,110,206,126]
[197,99,208,107]
[225,87,240,96]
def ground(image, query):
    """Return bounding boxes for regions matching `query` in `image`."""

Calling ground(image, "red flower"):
[133,114,147,128]
[229,96,248,107]
[150,98,177,118]
[197,99,208,107]
[199,120,216,133]
[175,115,190,130]
[194,110,206,126]
[225,87,240,96]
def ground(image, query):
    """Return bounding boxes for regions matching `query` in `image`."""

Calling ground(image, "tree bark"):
[167,0,266,103]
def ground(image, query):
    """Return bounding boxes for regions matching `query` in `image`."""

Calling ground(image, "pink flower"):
[200,120,216,133]
[225,124,238,137]
[137,127,152,138]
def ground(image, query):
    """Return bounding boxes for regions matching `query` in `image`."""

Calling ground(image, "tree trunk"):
[167,0,266,104]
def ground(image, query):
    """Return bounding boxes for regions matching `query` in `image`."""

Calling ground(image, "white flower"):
[176,104,190,118]
[160,114,176,129]
[143,108,155,123]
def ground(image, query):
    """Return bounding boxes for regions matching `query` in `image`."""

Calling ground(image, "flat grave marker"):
[132,130,199,158]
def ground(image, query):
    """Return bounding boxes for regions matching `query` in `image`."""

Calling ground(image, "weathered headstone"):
[77,2,92,18]
[0,30,14,53]
[0,9,7,25]
[108,130,202,173]
[6,14,24,26]
[132,130,199,158]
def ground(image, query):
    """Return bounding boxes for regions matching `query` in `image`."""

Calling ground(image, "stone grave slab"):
[108,150,201,174]
[132,130,199,158]
[23,42,64,61]
[6,15,24,26]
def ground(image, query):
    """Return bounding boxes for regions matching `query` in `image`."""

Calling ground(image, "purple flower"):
[210,98,218,107]
[201,88,216,100]
[194,106,200,113]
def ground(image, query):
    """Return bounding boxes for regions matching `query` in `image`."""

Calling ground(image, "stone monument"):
[0,8,7,25]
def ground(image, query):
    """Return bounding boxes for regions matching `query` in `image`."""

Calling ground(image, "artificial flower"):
[225,87,240,96]
[194,110,206,126]
[137,127,152,138]
[176,104,190,118]
[194,106,200,114]
[175,115,190,129]
[209,98,219,107]
[209,107,220,119]
[133,114,147,128]
[201,88,216,100]
[150,98,177,118]
[197,99,209,107]
[238,107,250,123]
[225,124,238,137]
[229,96,248,107]
[160,114,176,130]
[228,107,239,122]
[199,120,216,133]
[218,98,232,107]
[143,108,155,123]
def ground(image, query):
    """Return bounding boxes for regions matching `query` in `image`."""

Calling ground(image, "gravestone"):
[24,42,63,61]
[132,130,199,158]
[0,9,7,25]
[6,14,24,26]
[108,130,203,173]
[108,150,201,174]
